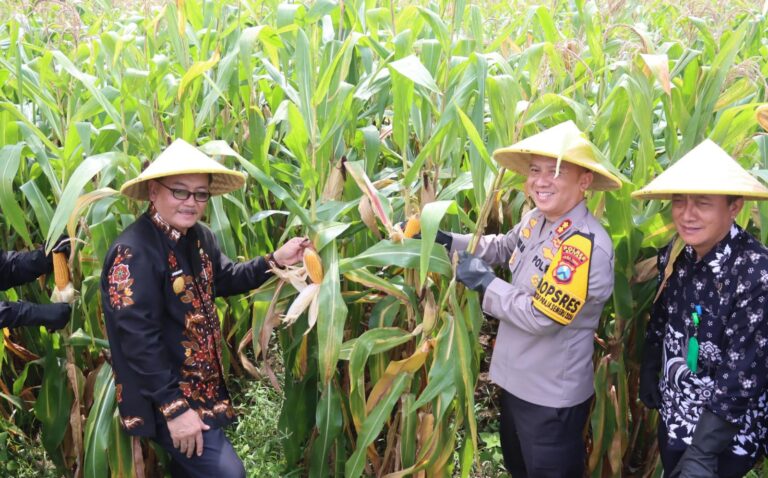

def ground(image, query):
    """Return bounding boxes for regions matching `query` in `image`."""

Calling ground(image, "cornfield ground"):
[1,0,768,476]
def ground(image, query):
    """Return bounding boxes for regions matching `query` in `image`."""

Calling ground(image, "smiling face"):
[525,155,594,221]
[148,173,210,233]
[671,194,743,259]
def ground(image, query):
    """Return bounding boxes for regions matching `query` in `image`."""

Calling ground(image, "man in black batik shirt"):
[102,139,308,478]
[633,140,768,478]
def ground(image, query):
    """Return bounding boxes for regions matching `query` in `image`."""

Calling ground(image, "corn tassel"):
[303,249,324,284]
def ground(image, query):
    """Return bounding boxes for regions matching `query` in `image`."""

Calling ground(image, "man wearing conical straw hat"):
[434,121,621,476]
[633,139,768,477]
[101,139,309,477]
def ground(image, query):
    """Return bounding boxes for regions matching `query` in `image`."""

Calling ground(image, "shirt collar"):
[148,204,183,244]
[682,223,740,273]
[534,200,589,237]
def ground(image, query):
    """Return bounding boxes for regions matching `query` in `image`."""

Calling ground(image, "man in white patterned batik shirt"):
[634,140,768,478]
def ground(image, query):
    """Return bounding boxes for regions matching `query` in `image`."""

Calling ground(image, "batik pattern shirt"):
[101,206,272,436]
[647,224,768,457]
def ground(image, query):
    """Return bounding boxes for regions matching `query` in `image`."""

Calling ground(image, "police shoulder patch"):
[532,232,593,325]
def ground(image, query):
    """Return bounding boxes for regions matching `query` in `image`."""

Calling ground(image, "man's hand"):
[272,237,311,267]
[396,222,453,250]
[456,251,497,293]
[166,409,210,458]
[46,234,72,257]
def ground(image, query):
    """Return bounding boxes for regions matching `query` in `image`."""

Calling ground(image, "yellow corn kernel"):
[403,216,421,238]
[52,252,70,289]
[757,104,768,131]
[303,249,324,284]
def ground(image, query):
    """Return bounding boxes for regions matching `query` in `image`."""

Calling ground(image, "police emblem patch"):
[552,241,589,285]
[532,232,593,326]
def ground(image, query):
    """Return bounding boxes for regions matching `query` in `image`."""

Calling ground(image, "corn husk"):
[358,195,381,239]
[282,283,320,326]
[321,158,346,201]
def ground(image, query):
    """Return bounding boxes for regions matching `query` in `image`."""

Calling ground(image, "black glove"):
[48,234,71,256]
[14,302,71,330]
[397,222,453,250]
[456,251,497,293]
[639,343,663,409]
[669,410,738,478]
[434,230,453,250]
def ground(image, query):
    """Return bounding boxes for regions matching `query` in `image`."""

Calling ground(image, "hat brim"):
[493,148,622,191]
[631,188,768,201]
[120,169,246,200]
[632,139,768,201]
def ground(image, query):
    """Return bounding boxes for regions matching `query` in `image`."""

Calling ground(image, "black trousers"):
[657,420,756,478]
[499,390,592,478]
[154,424,246,478]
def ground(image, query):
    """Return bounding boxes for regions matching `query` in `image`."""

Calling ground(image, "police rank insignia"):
[522,227,531,238]
[555,218,572,236]
[532,231,593,326]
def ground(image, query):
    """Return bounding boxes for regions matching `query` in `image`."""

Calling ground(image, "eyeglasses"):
[156,181,211,202]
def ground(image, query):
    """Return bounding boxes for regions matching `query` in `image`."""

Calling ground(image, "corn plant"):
[1,0,767,476]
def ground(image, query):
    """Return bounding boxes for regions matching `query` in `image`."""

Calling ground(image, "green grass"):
[226,377,288,477]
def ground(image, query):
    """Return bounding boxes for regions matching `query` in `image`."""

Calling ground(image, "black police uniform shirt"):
[101,206,272,436]
[0,248,52,327]
[646,224,768,457]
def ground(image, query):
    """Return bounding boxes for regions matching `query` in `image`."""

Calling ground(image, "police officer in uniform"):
[634,140,768,477]
[438,121,621,476]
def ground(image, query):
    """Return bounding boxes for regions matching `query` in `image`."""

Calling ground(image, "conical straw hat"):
[492,121,622,191]
[631,139,768,200]
[121,139,246,200]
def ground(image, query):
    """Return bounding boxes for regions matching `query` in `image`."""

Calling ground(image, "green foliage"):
[227,377,287,477]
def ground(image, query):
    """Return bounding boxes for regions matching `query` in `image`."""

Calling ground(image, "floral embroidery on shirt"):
[108,246,135,310]
[159,398,189,419]
[120,416,144,430]
[149,205,182,243]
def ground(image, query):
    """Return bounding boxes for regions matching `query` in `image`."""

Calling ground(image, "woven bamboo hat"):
[121,139,246,200]
[492,120,622,191]
[631,139,768,200]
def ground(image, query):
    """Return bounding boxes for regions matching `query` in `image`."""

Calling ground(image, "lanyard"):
[686,304,702,373]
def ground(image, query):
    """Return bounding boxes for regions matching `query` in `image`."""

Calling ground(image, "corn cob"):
[51,251,76,304]
[758,104,768,131]
[53,252,70,289]
[403,216,421,238]
[303,249,324,284]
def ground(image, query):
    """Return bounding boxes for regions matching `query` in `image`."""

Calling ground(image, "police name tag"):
[532,232,593,325]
